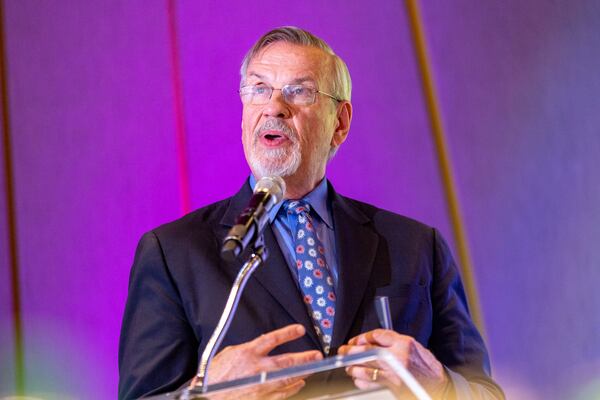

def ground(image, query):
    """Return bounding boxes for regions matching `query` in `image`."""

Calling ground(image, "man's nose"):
[262,90,291,119]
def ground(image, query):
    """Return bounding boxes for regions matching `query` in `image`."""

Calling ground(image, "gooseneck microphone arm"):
[187,244,268,396]
[181,177,286,398]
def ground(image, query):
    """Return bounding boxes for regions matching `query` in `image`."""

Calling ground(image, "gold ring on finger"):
[371,368,379,381]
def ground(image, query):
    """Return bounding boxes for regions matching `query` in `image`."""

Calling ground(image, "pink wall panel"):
[421,1,600,398]
[3,1,180,398]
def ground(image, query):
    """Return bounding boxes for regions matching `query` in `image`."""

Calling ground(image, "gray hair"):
[240,26,352,101]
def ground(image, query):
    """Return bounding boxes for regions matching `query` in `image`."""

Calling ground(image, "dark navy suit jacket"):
[118,181,503,399]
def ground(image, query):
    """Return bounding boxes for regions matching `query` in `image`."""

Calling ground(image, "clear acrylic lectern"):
[144,349,431,400]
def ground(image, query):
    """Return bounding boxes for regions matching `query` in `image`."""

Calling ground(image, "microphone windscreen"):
[254,176,286,204]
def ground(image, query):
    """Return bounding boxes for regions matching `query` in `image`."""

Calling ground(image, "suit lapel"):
[330,190,379,349]
[219,181,321,349]
[253,227,321,348]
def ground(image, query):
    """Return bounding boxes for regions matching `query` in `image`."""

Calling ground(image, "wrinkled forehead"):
[245,43,335,87]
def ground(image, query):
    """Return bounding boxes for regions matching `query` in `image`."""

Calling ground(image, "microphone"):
[221,176,286,262]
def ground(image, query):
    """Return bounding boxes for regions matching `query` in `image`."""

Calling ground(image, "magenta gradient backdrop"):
[1,1,599,399]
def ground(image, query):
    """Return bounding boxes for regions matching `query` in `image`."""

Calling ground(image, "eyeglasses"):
[239,84,341,105]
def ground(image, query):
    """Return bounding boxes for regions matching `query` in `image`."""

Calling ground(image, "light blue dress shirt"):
[249,176,339,289]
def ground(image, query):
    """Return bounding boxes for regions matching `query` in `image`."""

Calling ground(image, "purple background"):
[1,1,599,399]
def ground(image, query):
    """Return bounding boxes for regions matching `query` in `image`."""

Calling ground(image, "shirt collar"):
[249,175,333,228]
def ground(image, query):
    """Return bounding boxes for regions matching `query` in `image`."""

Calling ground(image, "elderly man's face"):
[241,42,347,190]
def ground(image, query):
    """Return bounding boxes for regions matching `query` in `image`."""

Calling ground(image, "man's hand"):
[338,329,448,396]
[195,324,322,400]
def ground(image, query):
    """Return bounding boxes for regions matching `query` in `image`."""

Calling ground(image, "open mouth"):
[264,133,282,141]
[259,130,289,146]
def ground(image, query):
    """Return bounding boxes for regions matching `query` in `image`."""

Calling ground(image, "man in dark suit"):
[119,27,504,399]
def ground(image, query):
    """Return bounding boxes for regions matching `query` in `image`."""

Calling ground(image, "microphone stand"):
[178,237,269,399]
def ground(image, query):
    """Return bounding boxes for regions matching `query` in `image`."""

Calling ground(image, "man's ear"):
[331,101,352,147]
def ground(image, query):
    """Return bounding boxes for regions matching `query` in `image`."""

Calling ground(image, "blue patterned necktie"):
[285,200,336,354]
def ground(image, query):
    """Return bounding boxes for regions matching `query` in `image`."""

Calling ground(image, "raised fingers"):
[338,343,377,356]
[253,324,306,355]
[348,329,404,346]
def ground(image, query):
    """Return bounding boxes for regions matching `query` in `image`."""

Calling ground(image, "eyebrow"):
[246,72,316,85]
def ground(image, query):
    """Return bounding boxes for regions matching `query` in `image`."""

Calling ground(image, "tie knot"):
[285,200,311,215]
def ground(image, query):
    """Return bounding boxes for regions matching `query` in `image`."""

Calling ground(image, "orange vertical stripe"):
[404,0,486,335]
[0,0,25,394]
[167,0,192,215]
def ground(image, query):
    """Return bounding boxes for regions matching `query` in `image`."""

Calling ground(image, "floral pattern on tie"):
[285,200,336,354]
